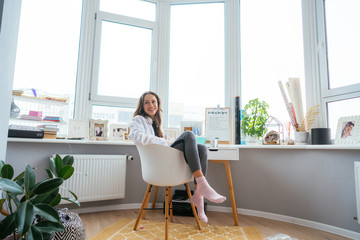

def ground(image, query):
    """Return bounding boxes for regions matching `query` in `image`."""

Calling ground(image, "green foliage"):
[241,98,270,138]
[0,154,80,240]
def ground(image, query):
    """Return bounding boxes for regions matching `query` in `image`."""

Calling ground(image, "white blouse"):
[129,115,169,146]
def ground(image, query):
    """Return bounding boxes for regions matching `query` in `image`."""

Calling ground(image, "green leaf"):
[34,203,60,222]
[33,178,64,195]
[0,178,24,194]
[27,225,44,240]
[25,165,36,194]
[35,221,64,233]
[61,197,80,206]
[0,213,16,239]
[32,188,59,205]
[45,169,53,178]
[41,232,54,240]
[58,166,74,180]
[0,160,5,171]
[63,155,74,166]
[1,164,14,179]
[68,189,78,200]
[49,157,57,176]
[54,154,63,174]
[49,193,61,207]
[16,201,34,235]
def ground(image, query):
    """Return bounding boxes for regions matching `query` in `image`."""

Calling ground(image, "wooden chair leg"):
[134,184,152,230]
[169,187,173,222]
[141,185,154,219]
[151,186,159,209]
[186,183,201,230]
[165,187,170,240]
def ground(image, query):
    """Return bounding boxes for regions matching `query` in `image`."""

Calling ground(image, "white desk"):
[207,146,239,226]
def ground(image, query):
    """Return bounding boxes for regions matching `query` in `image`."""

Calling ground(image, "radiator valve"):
[127,155,134,161]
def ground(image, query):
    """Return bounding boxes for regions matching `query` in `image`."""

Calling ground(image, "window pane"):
[100,0,156,22]
[97,21,152,98]
[92,105,134,124]
[327,98,360,139]
[240,0,305,123]
[168,3,224,128]
[13,0,82,120]
[325,0,360,89]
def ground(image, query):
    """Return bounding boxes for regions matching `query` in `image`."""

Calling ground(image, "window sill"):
[7,138,360,150]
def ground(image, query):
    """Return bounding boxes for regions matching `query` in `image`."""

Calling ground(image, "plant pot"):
[294,131,309,145]
[246,135,258,144]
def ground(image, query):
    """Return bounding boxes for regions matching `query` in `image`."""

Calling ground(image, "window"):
[12,0,82,120]
[240,0,305,123]
[316,0,360,136]
[90,1,157,122]
[168,2,225,128]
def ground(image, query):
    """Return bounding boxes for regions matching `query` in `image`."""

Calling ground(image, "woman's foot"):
[195,176,226,203]
[190,194,208,223]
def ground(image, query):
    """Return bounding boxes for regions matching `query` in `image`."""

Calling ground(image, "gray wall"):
[6,142,360,234]
[0,0,22,160]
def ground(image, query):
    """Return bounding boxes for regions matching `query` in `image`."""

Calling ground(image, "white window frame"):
[74,0,160,120]
[90,11,159,107]
[158,0,240,139]
[313,0,360,126]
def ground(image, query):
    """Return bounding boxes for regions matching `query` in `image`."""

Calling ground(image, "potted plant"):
[241,98,270,144]
[0,154,80,240]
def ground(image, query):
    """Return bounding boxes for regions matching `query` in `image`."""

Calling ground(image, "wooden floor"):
[80,209,351,240]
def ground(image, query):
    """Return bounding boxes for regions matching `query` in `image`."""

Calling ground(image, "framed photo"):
[163,127,180,142]
[68,119,88,139]
[335,115,360,145]
[180,121,203,136]
[109,123,128,141]
[89,119,108,141]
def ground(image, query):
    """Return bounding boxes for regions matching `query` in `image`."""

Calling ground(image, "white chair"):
[133,144,201,240]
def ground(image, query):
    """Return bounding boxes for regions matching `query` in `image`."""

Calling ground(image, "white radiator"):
[355,161,360,224]
[58,154,127,203]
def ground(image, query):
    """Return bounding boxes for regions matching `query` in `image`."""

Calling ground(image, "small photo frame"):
[68,119,88,139]
[163,127,180,142]
[89,119,108,141]
[109,123,129,141]
[335,115,360,145]
[180,121,203,136]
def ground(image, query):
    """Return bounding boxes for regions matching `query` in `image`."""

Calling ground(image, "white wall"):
[0,0,22,160]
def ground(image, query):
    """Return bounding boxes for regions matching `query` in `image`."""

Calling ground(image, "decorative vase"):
[246,135,258,144]
[294,131,309,145]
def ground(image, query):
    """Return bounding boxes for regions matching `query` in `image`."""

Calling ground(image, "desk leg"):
[210,160,239,226]
[224,160,239,226]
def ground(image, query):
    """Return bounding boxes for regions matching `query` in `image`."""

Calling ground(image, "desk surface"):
[8,138,360,150]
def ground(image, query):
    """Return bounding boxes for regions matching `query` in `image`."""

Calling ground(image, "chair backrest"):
[136,144,193,186]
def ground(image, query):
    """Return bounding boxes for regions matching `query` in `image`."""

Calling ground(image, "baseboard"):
[207,205,360,240]
[69,203,360,239]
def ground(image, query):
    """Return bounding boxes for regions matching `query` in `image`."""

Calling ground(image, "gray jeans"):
[171,131,208,176]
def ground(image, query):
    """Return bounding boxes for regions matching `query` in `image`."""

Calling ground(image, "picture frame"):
[89,119,108,141]
[180,121,203,136]
[335,115,360,145]
[163,127,180,142]
[109,123,129,141]
[67,119,88,139]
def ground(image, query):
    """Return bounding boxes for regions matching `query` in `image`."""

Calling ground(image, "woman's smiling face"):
[143,94,158,118]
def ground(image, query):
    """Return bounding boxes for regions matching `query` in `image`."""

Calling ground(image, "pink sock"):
[194,176,226,203]
[190,194,208,223]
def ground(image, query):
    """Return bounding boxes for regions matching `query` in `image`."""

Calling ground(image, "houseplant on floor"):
[241,98,270,144]
[0,154,80,240]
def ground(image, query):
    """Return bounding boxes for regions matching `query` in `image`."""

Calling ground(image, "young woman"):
[129,91,226,223]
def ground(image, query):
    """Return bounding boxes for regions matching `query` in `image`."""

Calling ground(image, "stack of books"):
[37,124,59,139]
[43,116,62,122]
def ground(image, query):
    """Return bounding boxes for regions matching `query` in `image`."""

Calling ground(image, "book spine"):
[235,96,240,144]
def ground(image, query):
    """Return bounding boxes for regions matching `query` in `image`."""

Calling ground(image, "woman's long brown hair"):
[133,91,164,138]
